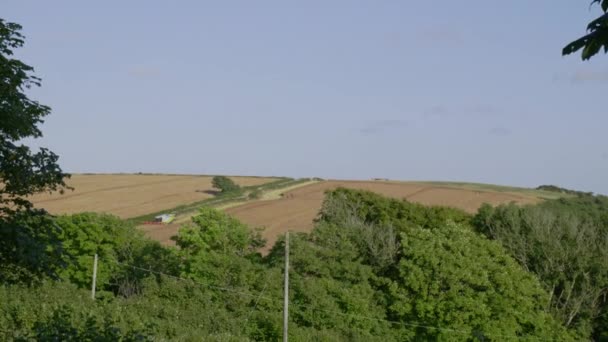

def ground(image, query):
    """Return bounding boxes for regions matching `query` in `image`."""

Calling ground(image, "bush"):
[0,282,155,341]
[0,212,64,284]
[318,187,472,231]
[211,176,241,194]
[536,184,593,196]
[248,189,262,200]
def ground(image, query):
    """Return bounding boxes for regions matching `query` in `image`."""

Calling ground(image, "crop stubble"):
[29,174,275,218]
[225,180,540,253]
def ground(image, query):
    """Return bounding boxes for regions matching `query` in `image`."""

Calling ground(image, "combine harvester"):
[143,213,176,225]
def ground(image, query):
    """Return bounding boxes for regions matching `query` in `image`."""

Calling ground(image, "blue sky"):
[5,1,608,193]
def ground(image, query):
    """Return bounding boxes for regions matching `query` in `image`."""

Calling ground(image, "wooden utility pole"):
[283,232,290,342]
[91,253,98,300]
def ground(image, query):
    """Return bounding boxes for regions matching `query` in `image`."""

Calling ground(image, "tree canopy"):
[0,189,582,340]
[211,175,241,194]
[0,19,69,217]
[473,193,608,340]
[563,0,608,60]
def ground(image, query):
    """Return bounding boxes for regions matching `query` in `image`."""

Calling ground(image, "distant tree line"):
[536,184,595,196]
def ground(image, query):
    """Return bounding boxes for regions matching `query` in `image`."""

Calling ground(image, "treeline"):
[536,184,595,196]
[474,194,608,340]
[1,188,607,340]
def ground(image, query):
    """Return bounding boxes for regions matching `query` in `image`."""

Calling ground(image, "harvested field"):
[29,174,276,218]
[225,180,542,253]
[139,179,319,245]
[140,223,179,247]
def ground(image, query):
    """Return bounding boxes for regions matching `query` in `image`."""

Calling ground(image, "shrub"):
[0,212,64,284]
[248,189,262,200]
[211,176,241,194]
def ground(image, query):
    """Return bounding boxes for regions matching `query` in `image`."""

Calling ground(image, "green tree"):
[0,19,69,284]
[313,188,573,340]
[0,19,69,217]
[0,212,64,284]
[175,207,264,286]
[52,212,179,297]
[319,187,471,232]
[386,222,573,340]
[176,207,264,256]
[563,0,608,60]
[473,201,608,338]
[211,175,240,194]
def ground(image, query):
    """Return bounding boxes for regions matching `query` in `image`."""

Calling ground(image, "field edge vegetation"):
[3,187,607,340]
[129,177,315,224]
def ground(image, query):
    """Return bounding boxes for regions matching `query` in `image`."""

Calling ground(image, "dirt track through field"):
[29,174,275,218]
[225,180,541,253]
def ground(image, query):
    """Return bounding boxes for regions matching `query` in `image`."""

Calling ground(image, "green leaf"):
[587,13,608,31]
[562,36,589,56]
[582,41,602,60]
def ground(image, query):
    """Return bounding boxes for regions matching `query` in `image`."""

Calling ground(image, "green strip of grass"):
[128,177,309,224]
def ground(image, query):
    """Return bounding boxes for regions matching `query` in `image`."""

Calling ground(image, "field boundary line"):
[130,178,312,224]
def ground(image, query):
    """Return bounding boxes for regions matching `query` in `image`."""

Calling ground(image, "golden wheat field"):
[28,174,276,218]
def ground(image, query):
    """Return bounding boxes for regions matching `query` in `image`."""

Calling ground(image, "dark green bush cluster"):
[536,184,594,196]
[248,189,262,200]
[211,176,241,194]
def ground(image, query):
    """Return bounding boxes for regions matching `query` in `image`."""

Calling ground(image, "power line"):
[245,281,269,322]
[100,256,548,341]
[108,258,276,303]
[243,268,273,334]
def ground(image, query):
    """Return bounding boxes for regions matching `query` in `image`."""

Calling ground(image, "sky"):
[4,1,608,194]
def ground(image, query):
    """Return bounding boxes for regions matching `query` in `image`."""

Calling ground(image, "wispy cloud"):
[553,70,608,84]
[570,70,608,83]
[489,126,512,137]
[466,104,499,116]
[423,105,449,119]
[360,119,409,135]
[128,65,161,78]
[421,104,499,120]
[417,28,463,44]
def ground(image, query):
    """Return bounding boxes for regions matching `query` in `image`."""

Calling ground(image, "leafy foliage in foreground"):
[0,188,591,340]
[0,19,69,217]
[312,189,572,340]
[473,193,608,340]
[0,212,64,284]
[563,0,608,60]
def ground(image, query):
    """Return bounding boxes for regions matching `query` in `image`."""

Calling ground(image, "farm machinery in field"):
[143,213,176,225]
